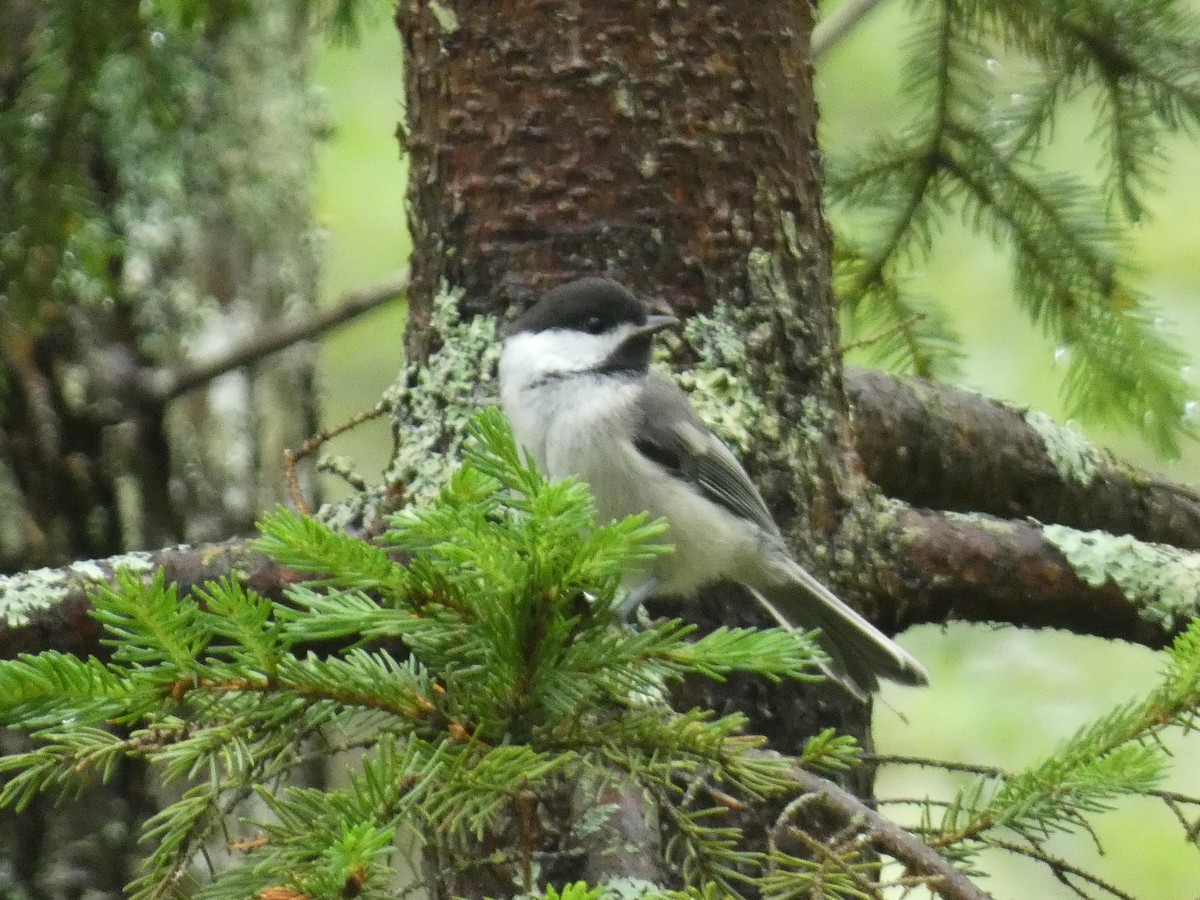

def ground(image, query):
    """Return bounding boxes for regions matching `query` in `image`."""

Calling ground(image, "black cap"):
[505,277,648,337]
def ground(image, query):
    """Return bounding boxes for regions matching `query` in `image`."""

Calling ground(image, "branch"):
[846,367,1200,551]
[3,368,1198,658]
[150,272,408,402]
[0,538,291,659]
[865,753,1200,821]
[812,0,890,60]
[884,503,1199,647]
[575,778,665,888]
[3,495,1197,662]
[788,764,992,900]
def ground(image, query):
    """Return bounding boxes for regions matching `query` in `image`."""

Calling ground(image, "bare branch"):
[847,367,1200,551]
[0,539,294,659]
[885,504,1197,647]
[982,836,1134,900]
[812,0,890,60]
[4,500,1196,662]
[151,272,409,403]
[5,366,1200,663]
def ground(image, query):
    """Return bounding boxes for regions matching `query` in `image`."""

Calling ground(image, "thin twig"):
[769,792,821,863]
[153,271,408,402]
[789,765,993,900]
[813,0,891,60]
[864,753,1003,778]
[283,400,391,512]
[788,825,887,898]
[982,836,1135,900]
[867,753,1200,810]
[840,311,928,355]
[877,797,957,811]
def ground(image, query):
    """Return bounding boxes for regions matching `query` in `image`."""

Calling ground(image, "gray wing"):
[633,372,781,538]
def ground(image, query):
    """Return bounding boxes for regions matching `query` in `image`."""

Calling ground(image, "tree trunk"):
[398,0,878,891]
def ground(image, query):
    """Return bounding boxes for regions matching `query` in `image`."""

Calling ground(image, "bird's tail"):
[749,560,929,702]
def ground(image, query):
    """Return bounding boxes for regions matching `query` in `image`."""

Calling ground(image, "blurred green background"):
[311,5,1200,896]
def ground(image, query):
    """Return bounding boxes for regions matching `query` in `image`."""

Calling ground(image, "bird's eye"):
[584,315,605,334]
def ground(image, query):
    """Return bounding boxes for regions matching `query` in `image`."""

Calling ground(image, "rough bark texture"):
[399,0,876,893]
[848,367,1200,550]
[403,1,844,385]
[401,0,859,646]
[891,506,1168,641]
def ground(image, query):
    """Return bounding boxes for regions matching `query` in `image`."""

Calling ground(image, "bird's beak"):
[631,314,679,338]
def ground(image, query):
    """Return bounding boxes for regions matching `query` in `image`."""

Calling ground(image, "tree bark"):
[398,0,877,892]
[848,367,1200,550]
[392,0,1200,892]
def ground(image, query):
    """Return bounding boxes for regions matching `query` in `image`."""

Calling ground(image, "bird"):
[498,276,929,700]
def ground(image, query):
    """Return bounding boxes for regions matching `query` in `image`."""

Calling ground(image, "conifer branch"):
[0,411,1196,896]
[868,753,1200,837]
[836,246,964,379]
[897,621,1200,876]
[785,765,991,900]
[3,452,1199,665]
[846,367,1200,550]
[828,0,1200,449]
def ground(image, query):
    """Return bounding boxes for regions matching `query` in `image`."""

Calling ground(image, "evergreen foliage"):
[884,621,1200,897]
[0,411,1197,898]
[0,412,823,898]
[830,0,1200,453]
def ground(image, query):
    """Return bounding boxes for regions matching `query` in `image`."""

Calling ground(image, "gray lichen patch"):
[428,0,460,33]
[746,247,792,316]
[383,287,501,507]
[317,287,501,528]
[1023,410,1105,487]
[602,878,668,898]
[0,552,154,627]
[677,303,773,454]
[942,509,1020,536]
[1044,524,1200,631]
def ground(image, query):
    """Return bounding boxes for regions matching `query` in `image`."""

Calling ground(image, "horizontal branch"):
[846,367,1200,551]
[884,503,1200,647]
[0,540,291,659]
[3,366,1198,660]
[152,272,408,402]
[2,507,1197,662]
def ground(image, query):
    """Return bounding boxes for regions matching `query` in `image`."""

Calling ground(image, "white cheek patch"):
[499,327,630,390]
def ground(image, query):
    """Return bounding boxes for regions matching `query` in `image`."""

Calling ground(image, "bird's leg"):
[617,576,662,622]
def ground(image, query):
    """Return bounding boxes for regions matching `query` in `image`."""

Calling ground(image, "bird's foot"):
[616,577,662,623]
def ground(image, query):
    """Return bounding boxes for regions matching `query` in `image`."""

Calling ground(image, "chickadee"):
[498,277,929,700]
